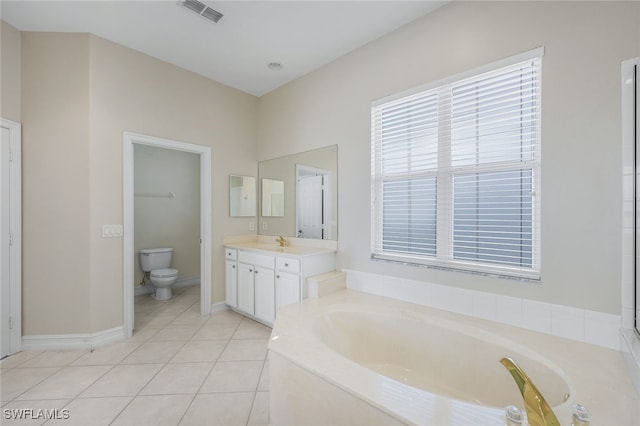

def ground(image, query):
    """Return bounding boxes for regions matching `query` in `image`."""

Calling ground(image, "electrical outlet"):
[249,222,255,231]
[262,221,268,230]
[102,224,123,238]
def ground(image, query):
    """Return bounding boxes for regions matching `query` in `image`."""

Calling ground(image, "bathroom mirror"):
[229,175,256,217]
[259,145,337,240]
[261,178,285,217]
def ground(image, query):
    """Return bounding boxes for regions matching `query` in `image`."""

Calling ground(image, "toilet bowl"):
[140,248,179,301]
[150,268,178,300]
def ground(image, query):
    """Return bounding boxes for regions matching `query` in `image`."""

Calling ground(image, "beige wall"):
[1,21,21,122]
[20,32,258,335]
[133,144,200,287]
[21,32,92,334]
[258,2,640,315]
[87,35,258,331]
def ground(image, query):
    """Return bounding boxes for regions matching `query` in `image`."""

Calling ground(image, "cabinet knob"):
[276,275,280,278]
[255,270,258,274]
[232,265,235,269]
[285,263,289,267]
[249,269,253,272]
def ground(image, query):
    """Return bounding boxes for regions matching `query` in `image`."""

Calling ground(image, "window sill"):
[371,253,541,282]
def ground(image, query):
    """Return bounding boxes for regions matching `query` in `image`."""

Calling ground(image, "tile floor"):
[0,286,271,425]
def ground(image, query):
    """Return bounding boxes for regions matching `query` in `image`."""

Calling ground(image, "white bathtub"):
[268,290,639,425]
[313,310,570,409]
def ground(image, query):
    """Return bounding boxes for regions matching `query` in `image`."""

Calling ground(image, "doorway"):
[0,118,21,358]
[296,165,331,239]
[123,132,211,338]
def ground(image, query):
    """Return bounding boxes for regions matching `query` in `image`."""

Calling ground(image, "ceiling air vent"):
[178,0,224,24]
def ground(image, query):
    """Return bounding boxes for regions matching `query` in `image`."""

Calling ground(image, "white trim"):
[1,118,22,356]
[21,326,124,351]
[134,277,200,296]
[372,46,545,107]
[621,57,640,394]
[123,132,212,338]
[344,269,621,351]
[210,301,229,315]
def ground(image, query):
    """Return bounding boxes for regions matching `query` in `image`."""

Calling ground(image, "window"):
[371,48,542,280]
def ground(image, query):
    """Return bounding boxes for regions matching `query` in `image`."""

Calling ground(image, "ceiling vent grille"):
[178,0,224,24]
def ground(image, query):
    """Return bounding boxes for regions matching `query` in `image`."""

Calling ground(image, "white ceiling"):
[1,1,446,97]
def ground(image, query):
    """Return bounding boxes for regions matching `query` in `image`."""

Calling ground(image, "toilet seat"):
[151,268,178,278]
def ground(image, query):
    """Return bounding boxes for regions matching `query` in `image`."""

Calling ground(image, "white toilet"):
[140,248,179,300]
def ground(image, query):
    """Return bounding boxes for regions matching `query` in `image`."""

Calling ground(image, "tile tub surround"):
[269,290,639,426]
[1,286,270,425]
[344,269,621,351]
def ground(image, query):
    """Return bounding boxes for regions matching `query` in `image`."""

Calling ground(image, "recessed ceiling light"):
[267,62,283,71]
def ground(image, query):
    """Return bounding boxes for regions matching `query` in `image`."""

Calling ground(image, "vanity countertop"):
[224,242,336,258]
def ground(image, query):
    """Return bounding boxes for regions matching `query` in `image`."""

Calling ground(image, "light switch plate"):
[102,224,123,238]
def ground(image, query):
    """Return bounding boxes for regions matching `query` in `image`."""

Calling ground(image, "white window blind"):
[371,48,542,279]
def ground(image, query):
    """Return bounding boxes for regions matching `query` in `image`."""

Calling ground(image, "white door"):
[275,272,300,312]
[237,263,255,315]
[297,175,324,239]
[253,266,275,324]
[225,259,237,308]
[1,126,11,358]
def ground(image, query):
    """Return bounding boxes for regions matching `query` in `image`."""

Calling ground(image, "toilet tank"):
[140,248,173,272]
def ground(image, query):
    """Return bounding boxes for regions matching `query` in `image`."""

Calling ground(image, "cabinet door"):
[276,272,300,312]
[237,263,255,315]
[254,265,275,324]
[225,260,238,308]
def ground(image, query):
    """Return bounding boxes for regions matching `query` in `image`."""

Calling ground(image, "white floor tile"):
[71,342,141,366]
[199,361,263,393]
[0,367,59,401]
[140,363,213,395]
[111,394,194,426]
[248,391,269,426]
[20,350,88,368]
[80,364,163,398]
[232,320,272,340]
[121,341,184,364]
[170,340,227,363]
[16,366,111,401]
[179,393,253,426]
[46,396,132,426]
[219,339,268,362]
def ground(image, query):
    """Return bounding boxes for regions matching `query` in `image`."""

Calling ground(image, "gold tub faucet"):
[500,357,561,426]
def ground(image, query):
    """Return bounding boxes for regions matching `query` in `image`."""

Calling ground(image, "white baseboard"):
[211,301,229,315]
[621,329,640,395]
[134,277,200,296]
[22,326,125,351]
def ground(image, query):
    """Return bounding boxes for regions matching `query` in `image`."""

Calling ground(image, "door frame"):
[1,118,22,356]
[123,132,212,338]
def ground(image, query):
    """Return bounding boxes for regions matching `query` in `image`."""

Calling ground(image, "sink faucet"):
[276,235,289,248]
[500,357,560,426]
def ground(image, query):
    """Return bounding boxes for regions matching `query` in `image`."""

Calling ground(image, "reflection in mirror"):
[261,178,285,217]
[259,145,337,240]
[229,175,256,217]
[296,165,332,239]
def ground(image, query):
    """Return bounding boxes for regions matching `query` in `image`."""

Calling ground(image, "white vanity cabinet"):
[236,251,275,324]
[224,244,336,327]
